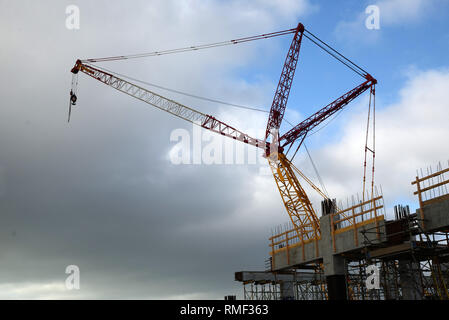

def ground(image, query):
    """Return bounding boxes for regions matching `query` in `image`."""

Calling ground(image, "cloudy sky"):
[0,0,448,299]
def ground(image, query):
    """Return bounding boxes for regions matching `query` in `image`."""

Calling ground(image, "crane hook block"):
[71,59,82,74]
[70,90,77,105]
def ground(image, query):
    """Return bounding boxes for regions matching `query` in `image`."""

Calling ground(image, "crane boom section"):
[71,61,270,152]
[279,76,376,148]
[268,152,321,241]
[265,23,304,140]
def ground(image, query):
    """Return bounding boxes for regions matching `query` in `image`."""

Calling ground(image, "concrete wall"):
[421,198,449,232]
[272,239,320,270]
[333,219,386,254]
[272,215,386,271]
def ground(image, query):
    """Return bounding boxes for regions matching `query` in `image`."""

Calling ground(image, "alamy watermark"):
[168,123,279,174]
[65,5,80,30]
[65,265,80,290]
[365,5,380,30]
[365,264,380,290]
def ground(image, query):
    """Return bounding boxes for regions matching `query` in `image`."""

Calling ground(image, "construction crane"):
[69,22,376,246]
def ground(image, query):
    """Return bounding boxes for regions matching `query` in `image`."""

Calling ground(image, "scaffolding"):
[243,264,327,300]
[354,206,449,300]
[295,264,327,300]
[243,281,280,300]
[238,161,449,300]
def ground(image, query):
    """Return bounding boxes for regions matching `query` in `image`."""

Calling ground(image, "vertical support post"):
[415,176,425,229]
[330,213,336,252]
[326,274,347,300]
[373,197,380,240]
[301,225,305,261]
[352,206,358,246]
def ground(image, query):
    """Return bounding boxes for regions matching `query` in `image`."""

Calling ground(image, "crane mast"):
[262,23,375,244]
[70,23,377,248]
[265,23,304,140]
[265,76,375,243]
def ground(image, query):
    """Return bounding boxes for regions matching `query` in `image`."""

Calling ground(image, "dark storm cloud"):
[0,0,311,298]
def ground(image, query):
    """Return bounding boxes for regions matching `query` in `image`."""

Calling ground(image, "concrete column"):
[319,212,347,300]
[384,261,400,300]
[280,281,295,300]
[398,260,422,300]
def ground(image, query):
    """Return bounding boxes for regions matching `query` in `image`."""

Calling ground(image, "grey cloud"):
[0,0,312,299]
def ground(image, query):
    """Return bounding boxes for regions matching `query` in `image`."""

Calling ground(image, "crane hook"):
[70,90,77,105]
[68,90,77,123]
[68,71,79,123]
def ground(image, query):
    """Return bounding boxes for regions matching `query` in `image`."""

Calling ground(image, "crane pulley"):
[69,23,377,245]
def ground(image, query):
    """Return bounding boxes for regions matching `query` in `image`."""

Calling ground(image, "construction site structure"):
[235,162,449,300]
[68,22,446,300]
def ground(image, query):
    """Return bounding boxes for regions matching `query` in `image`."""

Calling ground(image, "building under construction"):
[235,163,449,300]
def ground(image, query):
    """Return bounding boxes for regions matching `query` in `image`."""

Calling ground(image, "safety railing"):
[269,194,385,264]
[412,162,449,226]
[269,221,320,266]
[331,195,385,250]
